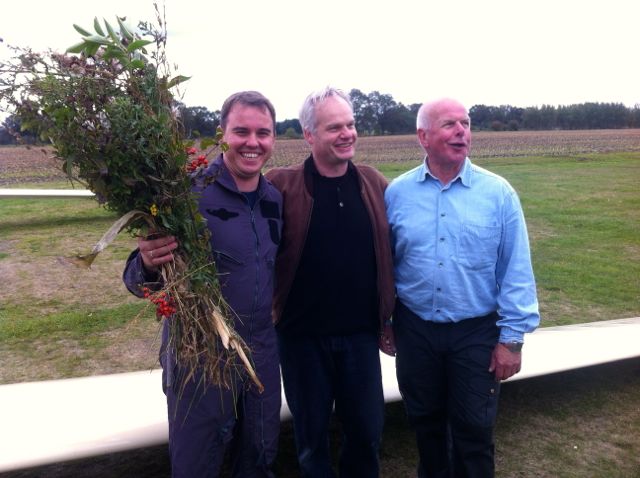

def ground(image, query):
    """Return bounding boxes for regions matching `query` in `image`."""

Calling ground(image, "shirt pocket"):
[212,249,246,284]
[456,222,501,270]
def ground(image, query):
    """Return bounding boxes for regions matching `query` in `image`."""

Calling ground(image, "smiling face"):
[222,104,275,191]
[304,95,357,177]
[418,99,471,170]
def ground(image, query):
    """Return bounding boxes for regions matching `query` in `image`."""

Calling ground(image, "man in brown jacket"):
[265,87,394,478]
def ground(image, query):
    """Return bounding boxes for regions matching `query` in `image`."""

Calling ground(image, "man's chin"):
[335,151,355,161]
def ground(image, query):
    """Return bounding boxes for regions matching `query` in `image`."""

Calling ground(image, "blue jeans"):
[278,332,384,478]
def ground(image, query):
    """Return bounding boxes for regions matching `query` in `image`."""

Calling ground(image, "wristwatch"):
[500,341,523,353]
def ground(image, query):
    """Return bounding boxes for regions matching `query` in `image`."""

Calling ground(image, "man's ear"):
[417,128,428,149]
[303,129,314,145]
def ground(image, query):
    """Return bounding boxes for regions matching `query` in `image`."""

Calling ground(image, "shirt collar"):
[307,154,356,179]
[201,153,268,195]
[417,156,472,188]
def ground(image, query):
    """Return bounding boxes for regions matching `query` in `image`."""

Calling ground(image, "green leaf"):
[129,59,146,69]
[167,75,191,89]
[117,17,134,41]
[66,41,87,54]
[85,35,111,45]
[65,39,103,55]
[126,39,153,53]
[63,155,75,177]
[102,48,127,63]
[103,20,120,45]
[85,42,101,57]
[73,24,92,37]
[200,137,217,149]
[93,17,105,36]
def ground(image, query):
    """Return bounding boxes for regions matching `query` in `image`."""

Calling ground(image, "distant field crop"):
[271,128,640,167]
[1,129,639,184]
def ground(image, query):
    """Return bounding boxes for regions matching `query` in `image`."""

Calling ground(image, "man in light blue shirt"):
[385,98,539,478]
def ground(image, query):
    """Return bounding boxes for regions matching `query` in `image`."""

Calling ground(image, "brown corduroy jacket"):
[265,156,396,355]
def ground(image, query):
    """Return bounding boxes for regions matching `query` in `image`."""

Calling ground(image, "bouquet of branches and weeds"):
[0,10,262,391]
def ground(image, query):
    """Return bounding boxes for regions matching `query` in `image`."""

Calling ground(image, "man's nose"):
[338,126,353,137]
[454,122,466,134]
[246,133,259,146]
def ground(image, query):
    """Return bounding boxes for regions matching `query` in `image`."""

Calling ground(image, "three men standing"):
[124,89,538,478]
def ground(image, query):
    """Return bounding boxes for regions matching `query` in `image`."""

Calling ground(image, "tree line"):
[2,90,639,145]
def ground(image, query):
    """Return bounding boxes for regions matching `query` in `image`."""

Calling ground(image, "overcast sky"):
[1,0,638,121]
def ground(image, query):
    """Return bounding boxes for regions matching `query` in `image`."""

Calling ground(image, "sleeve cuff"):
[499,329,525,343]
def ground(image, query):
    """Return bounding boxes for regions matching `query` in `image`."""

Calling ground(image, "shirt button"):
[436,287,442,292]
[436,309,441,313]
[440,237,445,242]
[440,213,446,217]
[438,262,444,268]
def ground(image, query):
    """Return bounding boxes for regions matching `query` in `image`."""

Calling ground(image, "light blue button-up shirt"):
[385,158,540,342]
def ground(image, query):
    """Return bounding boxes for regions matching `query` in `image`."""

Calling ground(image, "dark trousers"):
[394,300,500,478]
[161,325,281,478]
[278,332,385,478]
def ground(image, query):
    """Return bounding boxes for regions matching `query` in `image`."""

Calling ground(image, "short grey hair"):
[416,98,470,131]
[416,102,432,131]
[299,87,353,133]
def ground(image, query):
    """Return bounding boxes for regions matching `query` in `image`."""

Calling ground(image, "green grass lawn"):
[0,191,158,383]
[481,153,640,325]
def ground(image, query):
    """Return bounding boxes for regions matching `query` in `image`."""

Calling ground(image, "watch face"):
[504,341,523,352]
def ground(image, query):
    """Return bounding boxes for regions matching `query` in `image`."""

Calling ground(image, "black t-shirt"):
[278,163,378,336]
[242,189,259,209]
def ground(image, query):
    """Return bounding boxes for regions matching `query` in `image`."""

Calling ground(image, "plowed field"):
[2,129,639,185]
